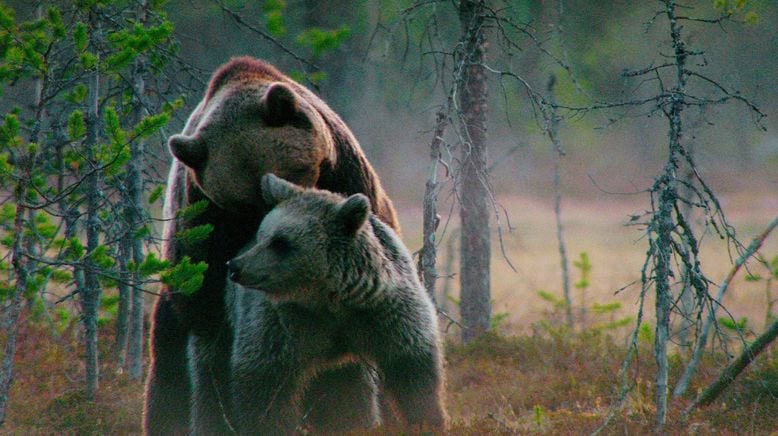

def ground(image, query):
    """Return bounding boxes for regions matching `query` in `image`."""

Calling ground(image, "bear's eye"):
[268,234,293,255]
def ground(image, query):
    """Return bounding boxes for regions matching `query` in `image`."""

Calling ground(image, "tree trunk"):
[127,23,148,378]
[115,238,131,366]
[420,111,447,303]
[0,11,44,419]
[458,0,491,343]
[0,185,31,425]
[545,75,573,329]
[652,2,688,429]
[82,12,102,398]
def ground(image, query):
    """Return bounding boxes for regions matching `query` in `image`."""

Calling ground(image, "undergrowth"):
[2,318,777,434]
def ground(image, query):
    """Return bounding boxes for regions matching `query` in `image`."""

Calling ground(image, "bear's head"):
[168,71,335,213]
[227,174,370,304]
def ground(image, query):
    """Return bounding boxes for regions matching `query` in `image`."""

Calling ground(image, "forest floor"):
[4,324,778,434]
[3,193,778,434]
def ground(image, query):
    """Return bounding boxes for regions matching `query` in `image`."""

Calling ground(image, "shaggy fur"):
[226,175,447,434]
[144,57,398,435]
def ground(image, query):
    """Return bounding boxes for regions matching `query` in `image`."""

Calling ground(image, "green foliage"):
[537,289,569,310]
[100,294,119,312]
[573,252,591,290]
[160,256,208,296]
[296,26,351,59]
[105,21,174,71]
[80,52,98,70]
[147,184,165,204]
[103,106,125,145]
[0,203,16,225]
[719,316,748,333]
[73,22,88,52]
[133,225,150,239]
[176,224,214,248]
[132,112,169,139]
[67,111,86,140]
[176,199,210,221]
[638,322,654,345]
[54,306,73,335]
[134,252,170,278]
[533,404,547,428]
[31,296,46,320]
[51,269,73,284]
[0,113,22,148]
[90,245,115,270]
[491,311,510,330]
[289,69,327,85]
[65,237,85,261]
[592,302,621,314]
[20,212,58,240]
[712,0,760,23]
[46,7,66,39]
[263,0,287,36]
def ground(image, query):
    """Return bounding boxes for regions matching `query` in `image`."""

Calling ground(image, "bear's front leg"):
[380,348,448,431]
[144,295,191,436]
[231,360,302,435]
[188,330,235,435]
[301,362,381,431]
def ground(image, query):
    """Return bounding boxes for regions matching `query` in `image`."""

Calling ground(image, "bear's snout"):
[226,260,241,282]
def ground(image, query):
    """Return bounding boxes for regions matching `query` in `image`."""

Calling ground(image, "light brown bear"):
[144,57,398,435]
[226,174,447,434]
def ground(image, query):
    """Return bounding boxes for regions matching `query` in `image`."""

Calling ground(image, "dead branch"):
[674,215,778,397]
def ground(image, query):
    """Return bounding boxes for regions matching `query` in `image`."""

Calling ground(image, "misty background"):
[167,1,777,206]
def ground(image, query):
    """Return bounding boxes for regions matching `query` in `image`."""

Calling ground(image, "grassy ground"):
[4,324,778,434]
[3,193,778,434]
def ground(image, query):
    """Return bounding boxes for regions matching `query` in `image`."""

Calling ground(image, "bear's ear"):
[261,173,302,206]
[169,134,208,169]
[335,194,370,236]
[260,83,306,127]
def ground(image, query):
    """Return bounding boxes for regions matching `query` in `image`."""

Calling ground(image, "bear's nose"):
[226,260,240,282]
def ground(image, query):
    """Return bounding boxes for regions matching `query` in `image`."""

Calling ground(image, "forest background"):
[0,0,777,433]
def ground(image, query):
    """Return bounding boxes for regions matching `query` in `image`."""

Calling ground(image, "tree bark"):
[651,1,688,429]
[115,238,131,366]
[0,10,44,419]
[82,11,102,398]
[127,15,148,378]
[420,111,447,303]
[545,75,573,329]
[458,0,491,343]
[0,184,31,425]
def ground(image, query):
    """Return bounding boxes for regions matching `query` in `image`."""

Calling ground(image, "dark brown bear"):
[144,57,398,435]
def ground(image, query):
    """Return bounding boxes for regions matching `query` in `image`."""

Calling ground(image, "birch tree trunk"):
[458,0,491,343]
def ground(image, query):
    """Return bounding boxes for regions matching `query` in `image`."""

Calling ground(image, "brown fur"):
[144,57,399,435]
[225,175,447,433]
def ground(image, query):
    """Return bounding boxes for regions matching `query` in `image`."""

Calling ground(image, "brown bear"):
[225,174,447,434]
[144,57,398,435]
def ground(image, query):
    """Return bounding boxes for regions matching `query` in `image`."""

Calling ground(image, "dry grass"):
[4,324,778,434]
[396,192,778,336]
